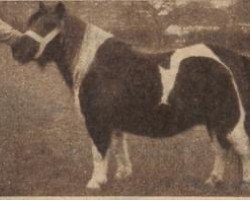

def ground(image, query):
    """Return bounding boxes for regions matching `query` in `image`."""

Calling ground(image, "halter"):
[24,27,61,59]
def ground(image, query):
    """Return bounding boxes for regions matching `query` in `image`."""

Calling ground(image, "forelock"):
[28,11,44,27]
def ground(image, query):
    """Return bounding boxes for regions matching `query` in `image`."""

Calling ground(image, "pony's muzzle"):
[12,35,39,64]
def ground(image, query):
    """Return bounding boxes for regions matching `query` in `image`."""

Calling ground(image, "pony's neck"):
[54,14,87,89]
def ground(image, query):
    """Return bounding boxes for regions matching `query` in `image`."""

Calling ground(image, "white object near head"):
[0,18,22,45]
[24,27,61,59]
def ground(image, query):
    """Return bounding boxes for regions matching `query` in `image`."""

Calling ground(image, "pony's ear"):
[54,2,66,19]
[39,2,47,13]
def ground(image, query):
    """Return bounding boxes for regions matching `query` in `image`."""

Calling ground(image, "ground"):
[0,44,248,196]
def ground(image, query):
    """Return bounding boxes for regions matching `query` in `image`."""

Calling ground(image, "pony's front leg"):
[87,143,110,190]
[86,124,111,190]
[113,131,132,180]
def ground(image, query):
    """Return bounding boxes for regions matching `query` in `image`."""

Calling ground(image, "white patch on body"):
[86,143,110,190]
[73,24,113,115]
[112,132,132,180]
[159,43,225,105]
[206,134,227,185]
[159,43,250,184]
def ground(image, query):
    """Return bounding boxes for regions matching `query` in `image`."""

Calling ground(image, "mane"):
[62,13,87,69]
[61,15,115,91]
[54,13,87,88]
[28,11,43,27]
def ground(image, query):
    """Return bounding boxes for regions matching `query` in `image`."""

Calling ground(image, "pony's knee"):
[87,125,112,158]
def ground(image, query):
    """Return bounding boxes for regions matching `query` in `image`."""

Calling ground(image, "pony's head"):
[12,2,66,65]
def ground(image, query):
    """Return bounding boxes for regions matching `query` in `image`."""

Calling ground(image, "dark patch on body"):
[80,39,240,154]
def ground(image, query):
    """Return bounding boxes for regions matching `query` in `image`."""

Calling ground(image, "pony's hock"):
[12,2,250,191]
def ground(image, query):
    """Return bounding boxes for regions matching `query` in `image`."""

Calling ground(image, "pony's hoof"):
[86,176,108,190]
[205,175,223,188]
[86,180,102,190]
[115,167,132,180]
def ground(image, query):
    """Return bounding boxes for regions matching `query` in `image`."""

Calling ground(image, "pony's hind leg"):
[228,117,250,189]
[86,124,112,190]
[112,131,132,180]
[205,133,228,187]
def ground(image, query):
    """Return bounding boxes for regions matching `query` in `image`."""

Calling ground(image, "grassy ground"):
[0,1,249,196]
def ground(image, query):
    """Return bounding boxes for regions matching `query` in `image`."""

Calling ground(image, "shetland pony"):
[12,2,250,191]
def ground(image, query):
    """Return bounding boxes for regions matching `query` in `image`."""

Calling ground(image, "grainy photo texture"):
[1,0,250,197]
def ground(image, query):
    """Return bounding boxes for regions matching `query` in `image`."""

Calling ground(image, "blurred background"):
[1,0,250,52]
[0,0,248,196]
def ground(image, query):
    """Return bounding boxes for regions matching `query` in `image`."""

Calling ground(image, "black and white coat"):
[11,2,250,191]
[75,25,250,190]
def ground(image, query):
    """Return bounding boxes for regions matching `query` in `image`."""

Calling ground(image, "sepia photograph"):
[1,0,250,197]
